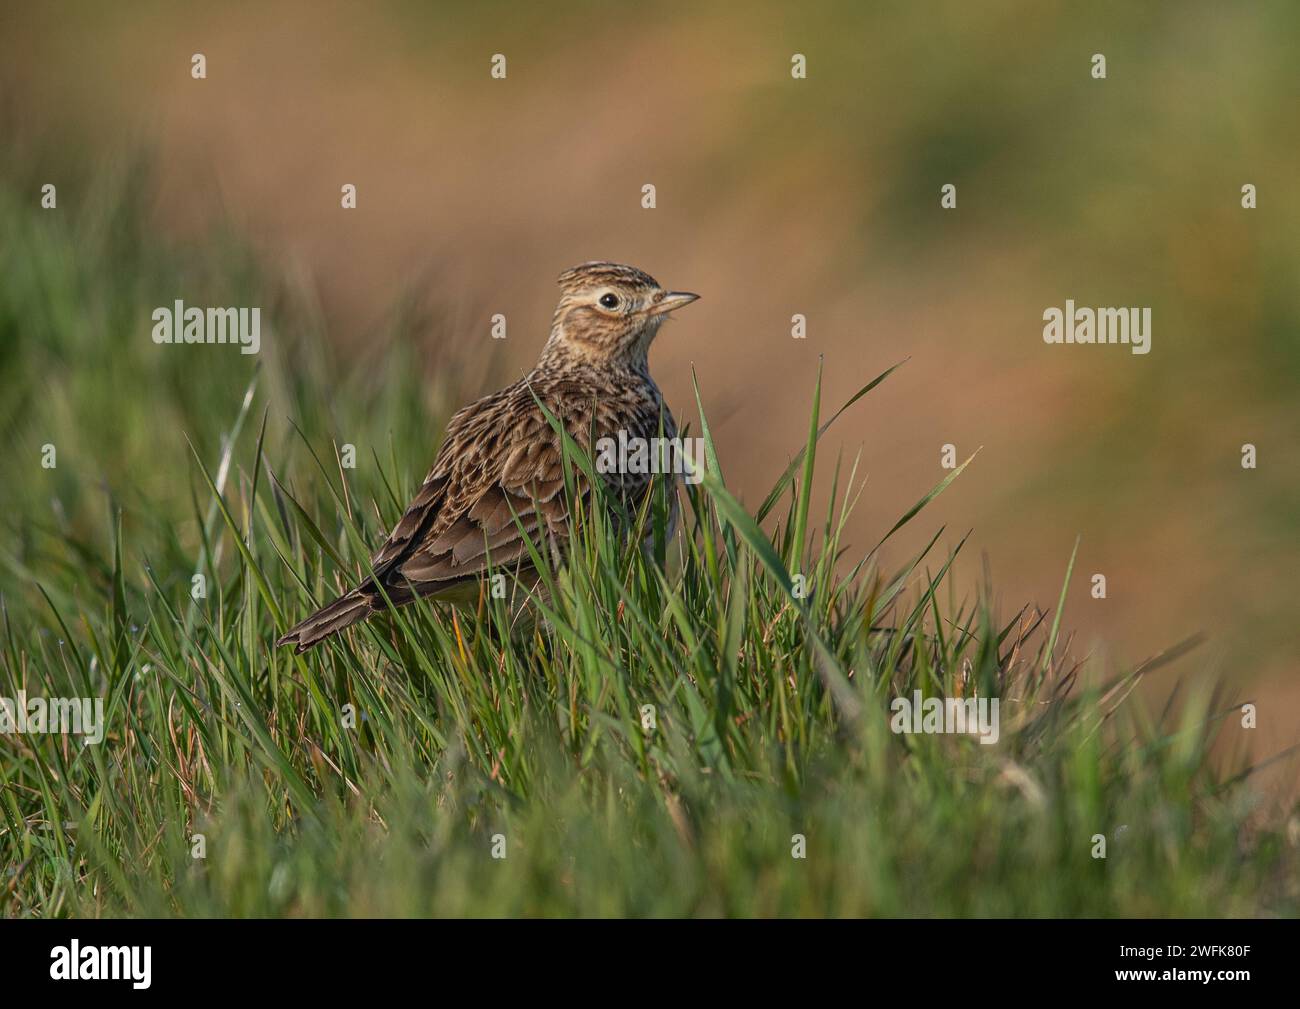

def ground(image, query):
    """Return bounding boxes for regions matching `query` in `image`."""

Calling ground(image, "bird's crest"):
[557,261,659,292]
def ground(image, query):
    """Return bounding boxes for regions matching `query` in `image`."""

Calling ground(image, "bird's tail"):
[276,589,374,652]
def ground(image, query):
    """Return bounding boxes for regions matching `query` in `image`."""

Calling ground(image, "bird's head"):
[540,261,698,370]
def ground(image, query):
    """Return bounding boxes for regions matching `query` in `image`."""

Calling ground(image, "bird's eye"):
[599,293,620,309]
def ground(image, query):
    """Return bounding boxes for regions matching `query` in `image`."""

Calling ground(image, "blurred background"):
[2,2,1297,793]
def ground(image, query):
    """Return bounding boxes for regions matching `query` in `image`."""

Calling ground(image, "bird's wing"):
[367,378,595,595]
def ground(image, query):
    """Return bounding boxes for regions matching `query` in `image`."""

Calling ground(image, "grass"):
[1,165,1296,918]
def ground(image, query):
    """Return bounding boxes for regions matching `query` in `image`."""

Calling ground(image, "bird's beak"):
[649,291,700,316]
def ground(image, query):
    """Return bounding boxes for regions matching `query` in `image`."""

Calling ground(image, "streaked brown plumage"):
[276,261,699,652]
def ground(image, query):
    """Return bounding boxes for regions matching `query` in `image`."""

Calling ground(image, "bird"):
[276,261,699,652]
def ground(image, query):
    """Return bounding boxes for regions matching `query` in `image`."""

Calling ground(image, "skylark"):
[276,261,699,652]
